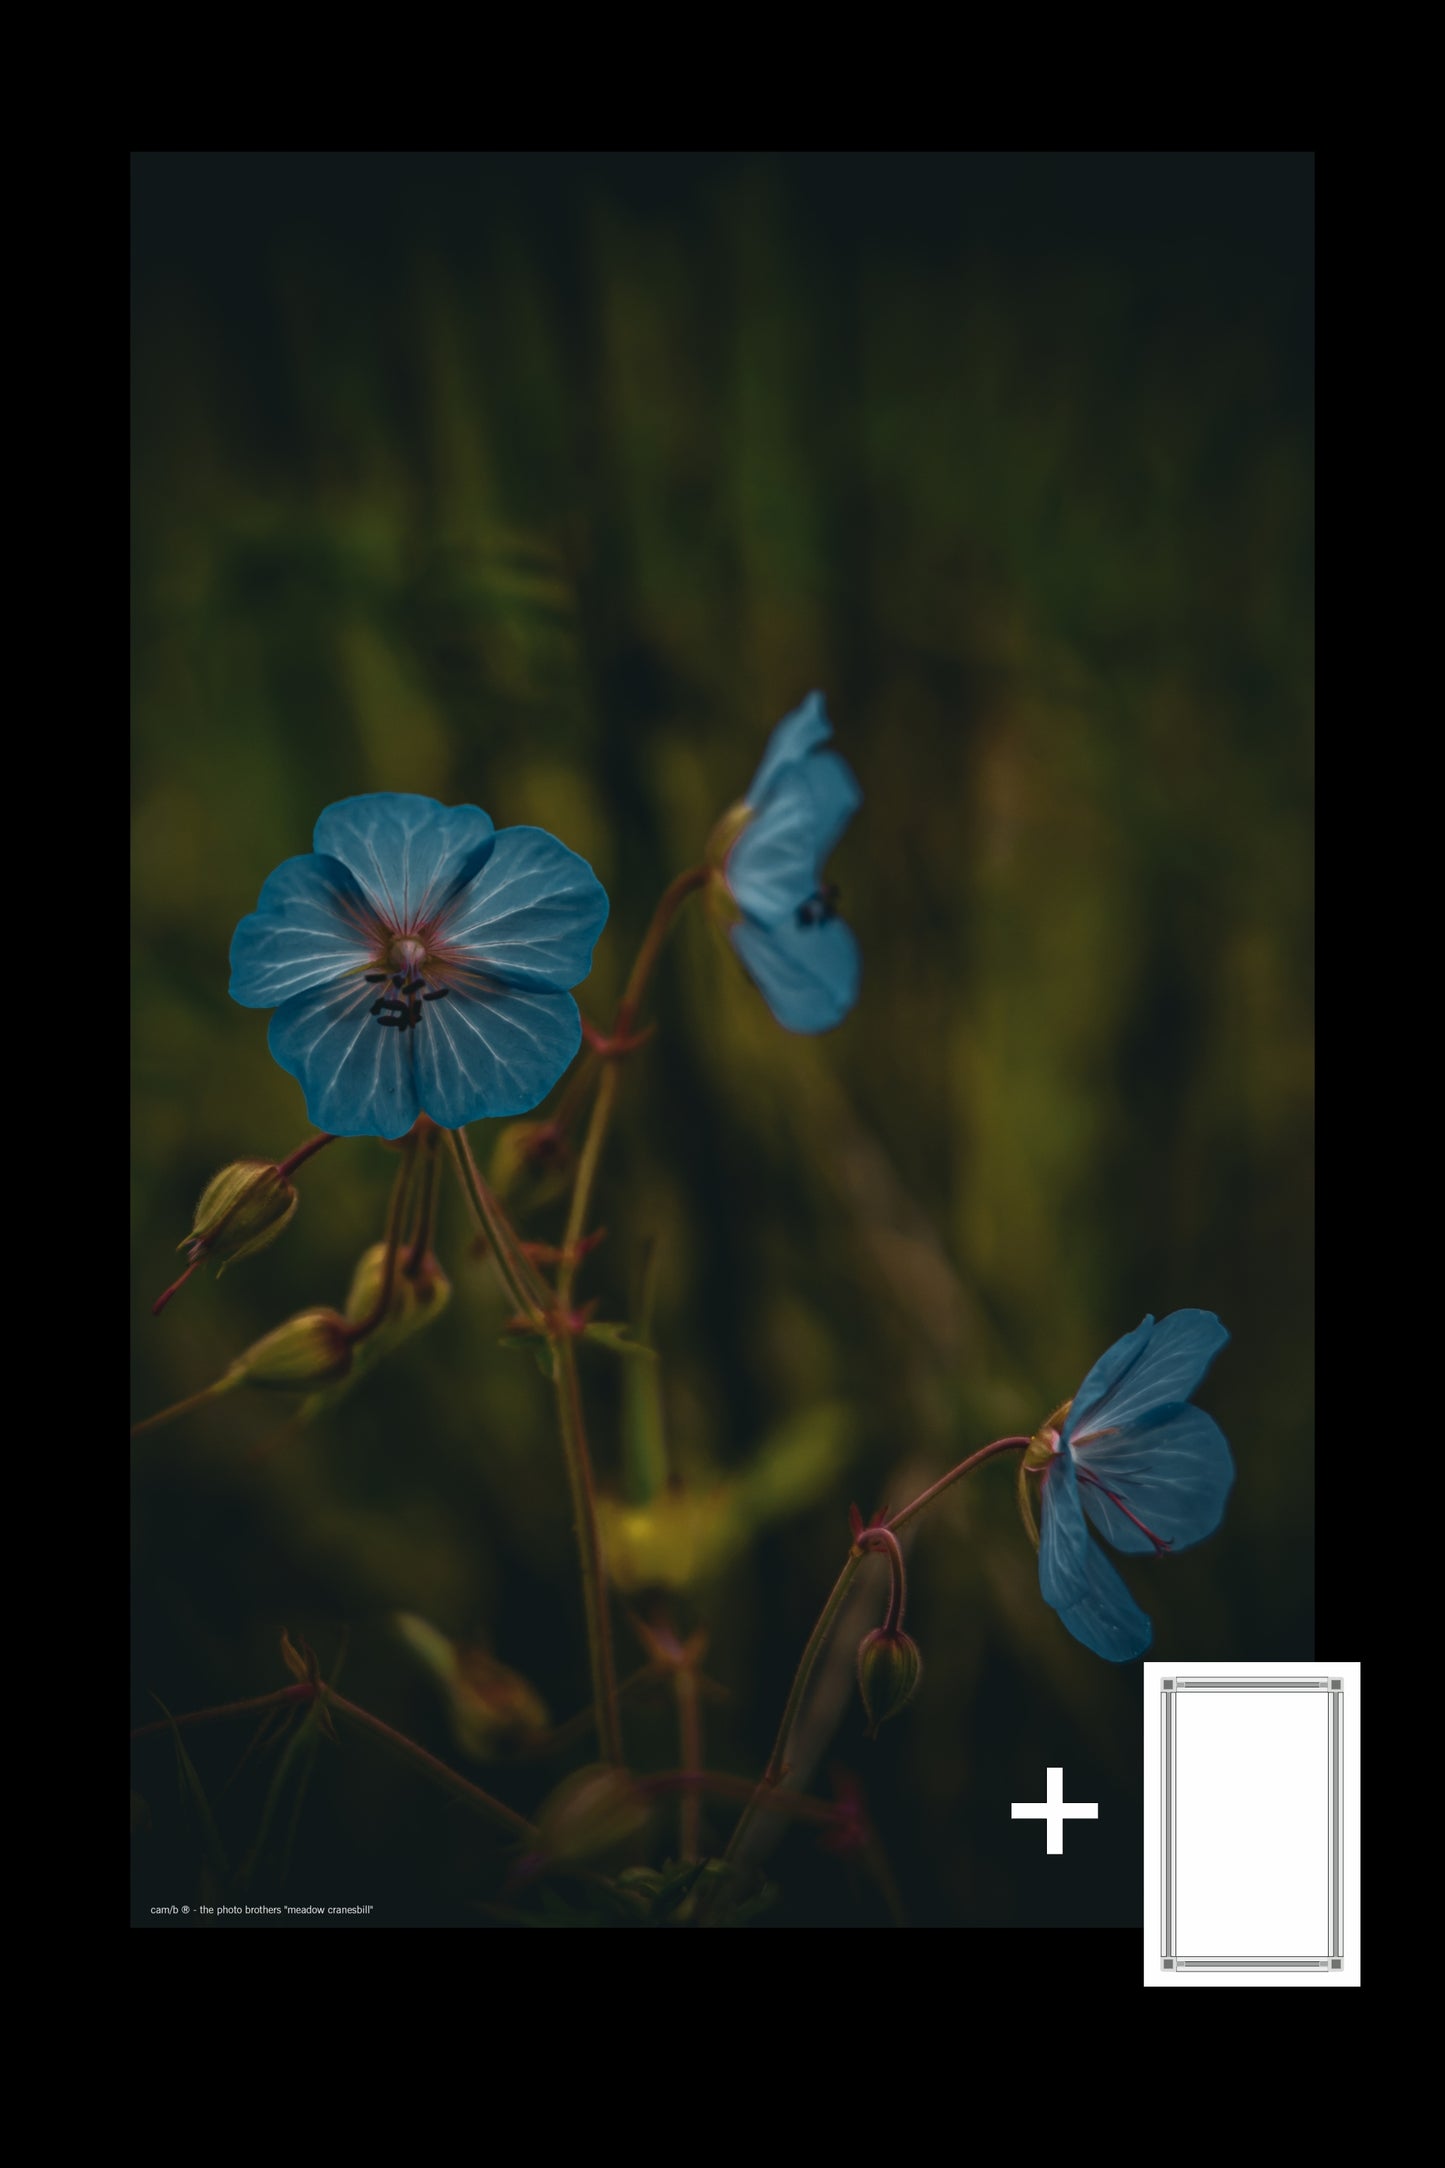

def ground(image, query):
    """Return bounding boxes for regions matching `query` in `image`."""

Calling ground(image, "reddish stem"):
[857,1525,909,1633]
[347,1141,416,1340]
[151,1256,204,1319]
[276,1133,335,1181]
[1075,1467,1173,1553]
[326,1692,536,1839]
[886,1437,1033,1533]
[130,1684,313,1741]
[131,1679,536,1843]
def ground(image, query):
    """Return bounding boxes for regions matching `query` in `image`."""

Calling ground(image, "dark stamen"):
[797,882,840,930]
[367,958,450,1033]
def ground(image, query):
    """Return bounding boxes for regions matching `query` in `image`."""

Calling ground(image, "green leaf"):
[580,1321,656,1360]
[152,1696,229,1881]
[279,1627,317,1684]
[497,1334,557,1383]
[239,1699,325,1891]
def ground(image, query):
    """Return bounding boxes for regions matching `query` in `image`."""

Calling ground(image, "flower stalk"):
[275,1132,336,1181]
[404,1125,444,1275]
[722,1549,865,1866]
[724,1435,1034,1861]
[886,1437,1032,1532]
[446,1129,550,1325]
[556,864,708,1314]
[553,1337,623,1765]
[347,1138,418,1340]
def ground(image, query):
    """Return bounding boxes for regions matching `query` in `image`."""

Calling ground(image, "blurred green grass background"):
[131,151,1313,1928]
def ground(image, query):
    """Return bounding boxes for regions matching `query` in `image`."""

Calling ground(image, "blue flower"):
[229,793,609,1139]
[1032,1310,1234,1662]
[720,692,862,1033]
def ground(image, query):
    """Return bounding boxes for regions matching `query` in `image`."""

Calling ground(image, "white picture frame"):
[1161,1676,1342,1973]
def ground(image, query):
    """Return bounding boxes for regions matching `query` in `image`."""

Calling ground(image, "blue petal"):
[268,979,421,1140]
[412,977,583,1124]
[437,826,609,992]
[729,913,860,1033]
[312,794,496,930]
[229,853,376,1009]
[1060,1317,1154,1444]
[745,690,834,804]
[1039,1452,1152,1662]
[1075,1404,1235,1554]
[1064,1309,1230,1445]
[727,749,863,926]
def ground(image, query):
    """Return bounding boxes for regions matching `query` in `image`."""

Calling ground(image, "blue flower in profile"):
[718,692,862,1033]
[229,794,608,1139]
[1028,1310,1234,1663]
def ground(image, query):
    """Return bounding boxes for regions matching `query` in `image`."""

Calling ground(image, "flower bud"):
[183,1160,297,1275]
[535,1764,652,1868]
[394,1615,550,1760]
[856,1627,922,1739]
[344,1242,451,1370]
[344,1242,413,1329]
[284,1247,452,1417]
[224,1308,353,1391]
[452,1645,548,1756]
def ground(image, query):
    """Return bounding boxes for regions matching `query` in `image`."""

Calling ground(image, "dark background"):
[131,150,1314,1928]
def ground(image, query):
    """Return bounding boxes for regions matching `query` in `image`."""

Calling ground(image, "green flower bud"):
[346,1242,450,1365]
[293,1247,451,1417]
[183,1161,297,1276]
[343,1242,413,1329]
[224,1308,353,1391]
[394,1614,550,1760]
[857,1627,922,1739]
[535,1764,652,1868]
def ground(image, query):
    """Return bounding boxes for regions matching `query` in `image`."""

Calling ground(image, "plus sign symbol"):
[1011,1767,1098,1854]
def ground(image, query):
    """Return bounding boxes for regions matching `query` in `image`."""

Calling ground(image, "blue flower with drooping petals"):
[720,692,861,1033]
[229,793,609,1139]
[1031,1310,1234,1663]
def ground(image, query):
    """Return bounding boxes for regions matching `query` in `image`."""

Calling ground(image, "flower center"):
[364,938,452,1034]
[796,882,840,929]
